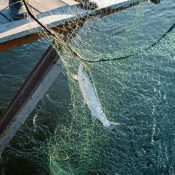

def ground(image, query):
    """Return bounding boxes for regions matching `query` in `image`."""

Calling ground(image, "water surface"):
[0,1,175,174]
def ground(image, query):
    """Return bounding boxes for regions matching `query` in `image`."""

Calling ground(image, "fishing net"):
[1,0,175,174]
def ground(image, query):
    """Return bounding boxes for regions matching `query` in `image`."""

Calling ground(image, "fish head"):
[78,64,89,82]
[78,64,85,74]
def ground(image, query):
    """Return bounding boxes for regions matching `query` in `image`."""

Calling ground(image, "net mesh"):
[1,0,175,174]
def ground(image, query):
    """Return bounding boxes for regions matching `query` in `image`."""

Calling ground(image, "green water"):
[1,1,175,174]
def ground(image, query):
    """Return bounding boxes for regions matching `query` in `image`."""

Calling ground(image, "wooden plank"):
[30,0,66,13]
[0,0,8,11]
[0,0,77,23]
[0,0,149,52]
[0,0,67,20]
[61,0,79,6]
[0,0,78,24]
[0,0,80,43]
[0,21,83,52]
[96,0,128,9]
[0,45,62,154]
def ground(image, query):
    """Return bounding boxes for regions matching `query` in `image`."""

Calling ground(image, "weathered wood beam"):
[0,20,84,52]
[0,45,62,155]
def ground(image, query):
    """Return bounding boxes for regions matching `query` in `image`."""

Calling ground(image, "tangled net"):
[1,0,175,174]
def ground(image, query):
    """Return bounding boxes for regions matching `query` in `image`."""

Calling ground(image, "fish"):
[74,64,119,129]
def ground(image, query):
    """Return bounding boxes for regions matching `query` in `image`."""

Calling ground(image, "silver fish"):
[75,64,119,129]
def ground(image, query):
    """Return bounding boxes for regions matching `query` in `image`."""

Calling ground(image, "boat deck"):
[0,0,151,52]
[0,0,69,24]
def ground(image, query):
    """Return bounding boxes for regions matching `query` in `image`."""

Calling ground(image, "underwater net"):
[1,0,175,174]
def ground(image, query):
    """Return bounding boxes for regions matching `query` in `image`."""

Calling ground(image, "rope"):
[81,21,175,63]
[22,0,82,59]
[19,0,175,63]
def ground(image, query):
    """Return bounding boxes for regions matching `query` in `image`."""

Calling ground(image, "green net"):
[1,0,175,174]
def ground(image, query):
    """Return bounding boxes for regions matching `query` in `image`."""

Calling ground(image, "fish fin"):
[72,74,79,80]
[107,121,121,130]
